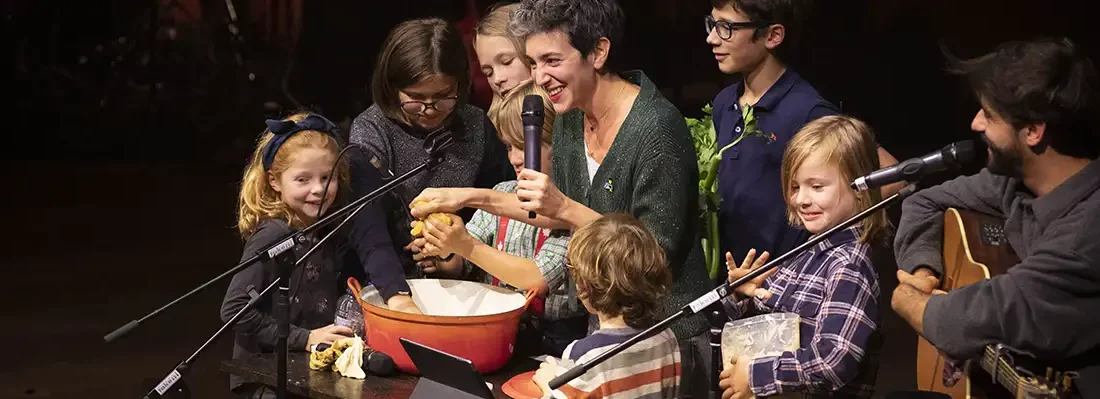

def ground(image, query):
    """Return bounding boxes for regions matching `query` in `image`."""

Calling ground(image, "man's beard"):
[985,137,1024,178]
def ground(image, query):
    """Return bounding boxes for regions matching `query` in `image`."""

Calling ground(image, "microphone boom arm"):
[126,131,456,399]
[548,183,921,390]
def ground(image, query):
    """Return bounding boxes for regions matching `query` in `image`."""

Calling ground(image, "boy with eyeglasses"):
[705,0,901,290]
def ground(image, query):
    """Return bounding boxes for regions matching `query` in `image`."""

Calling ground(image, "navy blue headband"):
[261,114,340,171]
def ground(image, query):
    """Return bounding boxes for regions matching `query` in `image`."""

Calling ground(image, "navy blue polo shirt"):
[713,70,838,274]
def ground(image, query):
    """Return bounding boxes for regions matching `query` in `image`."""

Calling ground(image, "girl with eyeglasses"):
[348,17,515,281]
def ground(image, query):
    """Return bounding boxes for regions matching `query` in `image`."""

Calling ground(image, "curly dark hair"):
[946,36,1100,159]
[567,213,671,329]
[509,0,625,70]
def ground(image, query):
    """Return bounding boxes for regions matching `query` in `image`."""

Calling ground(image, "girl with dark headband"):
[220,112,418,398]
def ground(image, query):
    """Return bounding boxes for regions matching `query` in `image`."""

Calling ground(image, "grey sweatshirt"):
[894,160,1100,397]
[349,104,515,277]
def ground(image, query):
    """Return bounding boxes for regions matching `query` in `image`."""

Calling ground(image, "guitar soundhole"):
[979,219,1008,247]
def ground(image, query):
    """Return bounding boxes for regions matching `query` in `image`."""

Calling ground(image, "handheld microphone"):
[363,346,397,376]
[521,95,544,219]
[851,140,975,191]
[313,342,398,376]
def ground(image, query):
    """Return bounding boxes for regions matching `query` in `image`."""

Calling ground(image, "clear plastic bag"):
[721,312,800,370]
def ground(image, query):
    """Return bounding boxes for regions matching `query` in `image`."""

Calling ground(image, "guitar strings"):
[984,346,1056,394]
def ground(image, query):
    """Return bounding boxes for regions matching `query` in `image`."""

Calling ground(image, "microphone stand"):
[129,130,456,399]
[549,184,920,391]
[706,309,725,398]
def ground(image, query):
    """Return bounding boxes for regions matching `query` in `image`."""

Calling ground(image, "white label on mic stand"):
[154,369,182,395]
[267,237,296,259]
[688,290,721,314]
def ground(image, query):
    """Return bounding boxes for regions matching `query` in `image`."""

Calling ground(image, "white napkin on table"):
[333,336,366,379]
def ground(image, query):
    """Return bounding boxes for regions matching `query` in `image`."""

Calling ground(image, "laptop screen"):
[399,338,496,399]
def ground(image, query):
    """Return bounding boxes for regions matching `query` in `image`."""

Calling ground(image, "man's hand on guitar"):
[911,266,939,282]
[898,268,947,295]
[892,268,947,335]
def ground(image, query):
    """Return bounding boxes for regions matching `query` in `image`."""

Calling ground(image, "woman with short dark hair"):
[409,2,714,396]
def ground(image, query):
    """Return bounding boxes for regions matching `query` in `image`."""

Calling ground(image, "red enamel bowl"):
[347,278,535,374]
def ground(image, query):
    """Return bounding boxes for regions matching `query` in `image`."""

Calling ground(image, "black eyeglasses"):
[704,15,771,41]
[400,96,458,115]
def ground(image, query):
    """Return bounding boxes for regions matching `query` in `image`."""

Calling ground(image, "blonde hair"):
[237,113,348,238]
[567,213,671,329]
[474,3,527,65]
[487,80,555,147]
[780,115,892,243]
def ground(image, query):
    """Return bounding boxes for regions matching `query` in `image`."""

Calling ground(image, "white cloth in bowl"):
[361,279,527,316]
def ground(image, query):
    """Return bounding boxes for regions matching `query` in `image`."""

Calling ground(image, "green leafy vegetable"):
[686,103,774,280]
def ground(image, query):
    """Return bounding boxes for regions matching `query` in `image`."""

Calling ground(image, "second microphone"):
[521,94,545,220]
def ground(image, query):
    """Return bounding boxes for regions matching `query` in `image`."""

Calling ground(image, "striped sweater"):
[549,327,680,399]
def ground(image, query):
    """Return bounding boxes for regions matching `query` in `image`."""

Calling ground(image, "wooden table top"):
[221,351,541,399]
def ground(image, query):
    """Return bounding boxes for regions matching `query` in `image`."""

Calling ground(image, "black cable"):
[286,143,359,307]
[299,125,449,298]
[318,143,358,220]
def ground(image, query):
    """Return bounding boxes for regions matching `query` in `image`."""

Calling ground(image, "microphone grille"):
[366,351,397,376]
[521,94,544,125]
[951,140,976,164]
[522,94,543,113]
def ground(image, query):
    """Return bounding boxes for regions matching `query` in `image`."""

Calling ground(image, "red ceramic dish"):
[348,278,535,374]
[502,371,543,399]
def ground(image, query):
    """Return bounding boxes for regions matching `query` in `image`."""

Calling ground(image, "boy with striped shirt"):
[533,213,681,398]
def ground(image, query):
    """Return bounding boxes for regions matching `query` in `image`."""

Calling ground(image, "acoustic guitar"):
[915,208,1078,398]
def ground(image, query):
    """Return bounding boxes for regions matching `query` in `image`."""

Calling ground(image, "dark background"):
[2,0,1093,397]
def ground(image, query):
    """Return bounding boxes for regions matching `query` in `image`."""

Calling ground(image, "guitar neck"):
[979,346,1026,396]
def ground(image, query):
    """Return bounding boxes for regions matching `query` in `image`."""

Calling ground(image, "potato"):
[408,199,451,237]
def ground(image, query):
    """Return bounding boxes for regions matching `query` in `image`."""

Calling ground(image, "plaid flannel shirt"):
[463,181,586,321]
[723,226,881,398]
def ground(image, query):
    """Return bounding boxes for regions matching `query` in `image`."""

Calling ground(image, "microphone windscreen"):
[953,140,976,163]
[366,351,397,376]
[522,95,544,125]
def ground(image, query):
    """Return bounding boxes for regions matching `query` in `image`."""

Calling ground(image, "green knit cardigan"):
[553,70,709,339]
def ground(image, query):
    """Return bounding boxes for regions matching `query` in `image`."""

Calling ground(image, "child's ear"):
[764,24,786,50]
[268,172,282,193]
